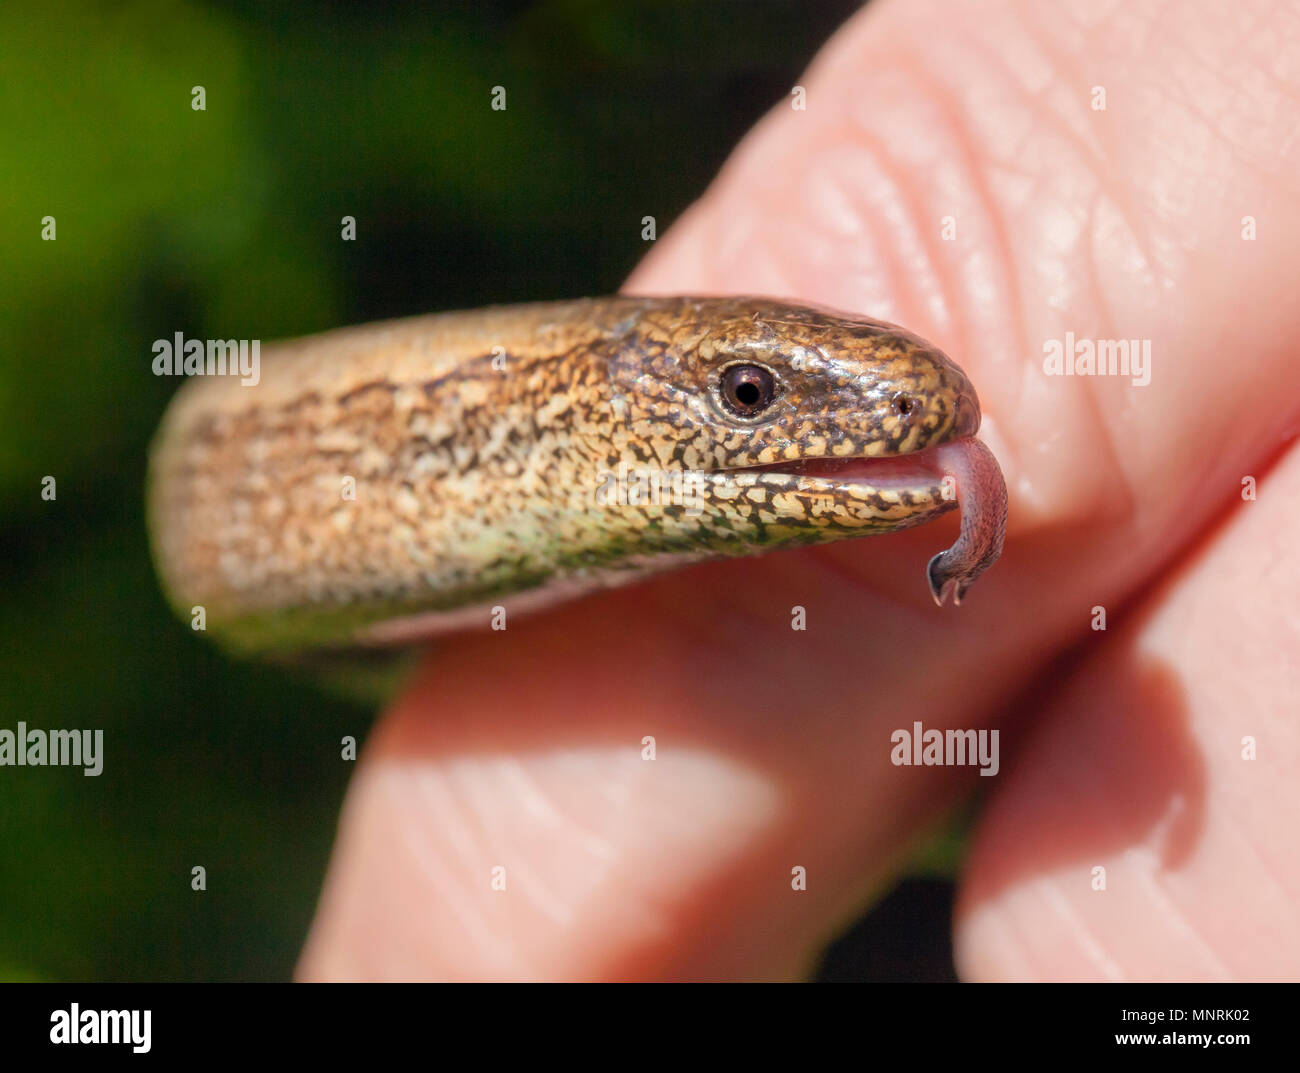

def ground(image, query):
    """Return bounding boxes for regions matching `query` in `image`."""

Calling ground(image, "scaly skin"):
[147,296,1006,654]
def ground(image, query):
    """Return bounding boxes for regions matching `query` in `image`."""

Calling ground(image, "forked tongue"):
[926,438,1008,606]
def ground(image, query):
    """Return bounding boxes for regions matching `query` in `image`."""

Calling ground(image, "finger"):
[956,437,1300,980]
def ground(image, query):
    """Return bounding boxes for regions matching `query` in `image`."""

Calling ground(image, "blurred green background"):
[0,0,958,981]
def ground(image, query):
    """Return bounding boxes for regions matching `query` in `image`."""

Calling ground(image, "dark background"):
[0,0,957,981]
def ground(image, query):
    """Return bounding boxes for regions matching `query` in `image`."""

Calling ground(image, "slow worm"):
[147,296,1007,654]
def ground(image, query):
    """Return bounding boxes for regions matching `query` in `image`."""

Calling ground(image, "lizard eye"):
[720,363,776,417]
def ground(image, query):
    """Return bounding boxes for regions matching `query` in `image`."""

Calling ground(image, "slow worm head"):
[147,296,1007,653]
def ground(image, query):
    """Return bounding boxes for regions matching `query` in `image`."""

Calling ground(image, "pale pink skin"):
[298,0,1300,981]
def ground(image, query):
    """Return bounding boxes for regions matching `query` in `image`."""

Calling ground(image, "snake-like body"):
[147,296,1007,654]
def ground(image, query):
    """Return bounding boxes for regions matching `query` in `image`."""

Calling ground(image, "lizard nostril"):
[951,390,981,436]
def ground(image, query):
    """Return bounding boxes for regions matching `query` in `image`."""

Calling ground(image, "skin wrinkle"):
[489,844,576,933]
[738,238,803,302]
[1130,853,1234,980]
[426,764,502,933]
[981,901,1036,980]
[1016,3,1116,156]
[1074,191,1144,527]
[1163,3,1300,175]
[496,756,619,865]
[443,763,591,952]
[1215,811,1298,947]
[803,158,902,316]
[399,789,511,970]
[881,24,1143,518]
[888,43,1032,415]
[458,758,641,956]
[411,766,487,880]
[1163,64,1292,186]
[980,7,1108,167]
[1085,227,1180,528]
[1090,161,1166,302]
[1036,877,1128,982]
[858,127,952,335]
[719,149,874,307]
[985,78,1145,532]
[821,157,911,325]
[821,93,953,336]
[441,759,501,884]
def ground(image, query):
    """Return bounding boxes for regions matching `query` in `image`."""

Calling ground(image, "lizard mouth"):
[719,435,1008,606]
[721,441,950,490]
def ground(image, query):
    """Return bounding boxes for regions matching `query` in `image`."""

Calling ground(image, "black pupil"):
[723,365,774,415]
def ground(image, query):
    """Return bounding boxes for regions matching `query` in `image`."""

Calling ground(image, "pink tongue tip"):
[925,438,1007,606]
[927,566,963,607]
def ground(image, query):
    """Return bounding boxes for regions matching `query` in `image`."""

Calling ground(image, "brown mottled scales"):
[147,296,1007,653]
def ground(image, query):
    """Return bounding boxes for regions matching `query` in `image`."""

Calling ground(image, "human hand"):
[298,0,1300,981]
